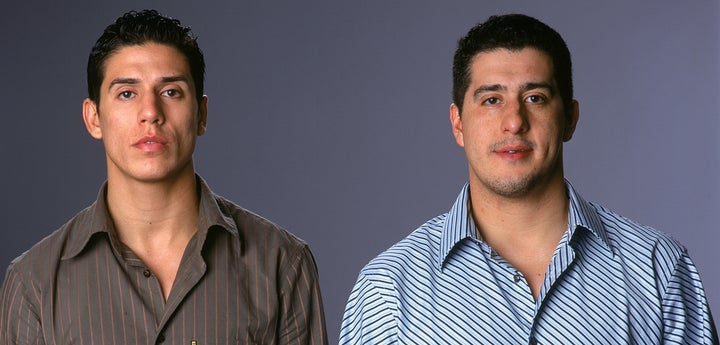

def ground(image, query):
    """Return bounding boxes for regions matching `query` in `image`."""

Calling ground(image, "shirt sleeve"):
[278,244,328,345]
[0,263,46,345]
[339,270,398,344]
[661,251,718,344]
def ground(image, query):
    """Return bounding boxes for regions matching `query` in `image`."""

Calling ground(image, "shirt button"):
[513,274,521,283]
[156,333,165,343]
[143,269,152,277]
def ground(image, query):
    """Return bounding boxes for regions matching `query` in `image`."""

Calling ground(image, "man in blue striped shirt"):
[340,14,718,344]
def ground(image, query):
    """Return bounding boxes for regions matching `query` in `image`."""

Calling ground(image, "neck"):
[105,170,200,250]
[469,175,569,245]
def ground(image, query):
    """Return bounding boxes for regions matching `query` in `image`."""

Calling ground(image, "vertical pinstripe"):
[0,175,328,344]
[340,181,718,344]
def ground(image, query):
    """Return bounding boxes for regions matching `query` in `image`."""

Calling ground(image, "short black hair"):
[86,9,205,105]
[452,14,573,114]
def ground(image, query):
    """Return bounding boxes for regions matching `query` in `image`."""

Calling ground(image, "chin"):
[125,167,180,183]
[482,175,538,198]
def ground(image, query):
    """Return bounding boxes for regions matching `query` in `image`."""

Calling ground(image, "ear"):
[562,100,579,142]
[450,103,465,148]
[197,95,208,136]
[83,99,103,140]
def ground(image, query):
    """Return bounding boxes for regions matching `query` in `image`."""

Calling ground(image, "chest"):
[40,236,283,344]
[393,240,663,344]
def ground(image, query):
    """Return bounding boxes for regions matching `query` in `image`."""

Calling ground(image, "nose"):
[501,99,529,134]
[138,93,165,125]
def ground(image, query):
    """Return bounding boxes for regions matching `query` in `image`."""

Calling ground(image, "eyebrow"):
[472,82,555,98]
[522,82,555,96]
[108,78,140,88]
[107,75,190,89]
[472,84,505,98]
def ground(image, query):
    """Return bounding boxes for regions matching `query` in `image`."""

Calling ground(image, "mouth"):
[492,140,534,159]
[495,146,531,154]
[134,136,168,152]
[135,136,168,145]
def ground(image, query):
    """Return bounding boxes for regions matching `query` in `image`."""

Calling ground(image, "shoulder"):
[566,180,686,267]
[343,213,448,340]
[196,175,308,253]
[589,202,686,271]
[592,203,684,251]
[212,194,309,254]
[3,204,94,288]
[360,213,447,280]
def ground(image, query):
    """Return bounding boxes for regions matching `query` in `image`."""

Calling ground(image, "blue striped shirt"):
[340,181,718,344]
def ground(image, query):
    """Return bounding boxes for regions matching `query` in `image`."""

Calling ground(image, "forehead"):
[467,47,556,87]
[101,43,192,85]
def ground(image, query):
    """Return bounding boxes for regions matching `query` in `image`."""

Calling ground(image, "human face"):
[83,43,208,185]
[450,48,578,198]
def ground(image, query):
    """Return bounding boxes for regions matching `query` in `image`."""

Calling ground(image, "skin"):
[450,47,579,300]
[83,43,207,185]
[82,43,208,299]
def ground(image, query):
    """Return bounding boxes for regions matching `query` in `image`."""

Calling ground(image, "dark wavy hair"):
[452,14,573,114]
[86,9,205,105]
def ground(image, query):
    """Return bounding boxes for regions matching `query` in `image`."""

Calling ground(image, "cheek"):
[98,117,133,144]
[465,121,494,145]
[546,128,568,154]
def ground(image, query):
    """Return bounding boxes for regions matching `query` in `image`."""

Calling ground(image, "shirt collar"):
[195,175,239,239]
[437,183,478,269]
[564,179,610,249]
[62,174,238,260]
[437,180,611,269]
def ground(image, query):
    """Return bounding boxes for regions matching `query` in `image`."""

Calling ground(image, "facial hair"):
[479,174,539,198]
[479,137,563,198]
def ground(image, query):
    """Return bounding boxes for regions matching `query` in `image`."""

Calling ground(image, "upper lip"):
[134,135,168,146]
[491,140,533,153]
[497,145,530,152]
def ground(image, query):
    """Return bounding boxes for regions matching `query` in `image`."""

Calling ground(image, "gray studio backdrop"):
[1,0,718,341]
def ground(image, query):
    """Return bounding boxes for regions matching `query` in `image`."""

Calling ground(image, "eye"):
[162,89,182,98]
[482,97,501,105]
[525,95,545,103]
[118,91,135,100]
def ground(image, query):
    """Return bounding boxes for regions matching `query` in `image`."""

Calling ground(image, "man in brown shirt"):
[0,9,327,344]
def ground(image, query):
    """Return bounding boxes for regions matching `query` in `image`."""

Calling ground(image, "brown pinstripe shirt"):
[0,175,328,344]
